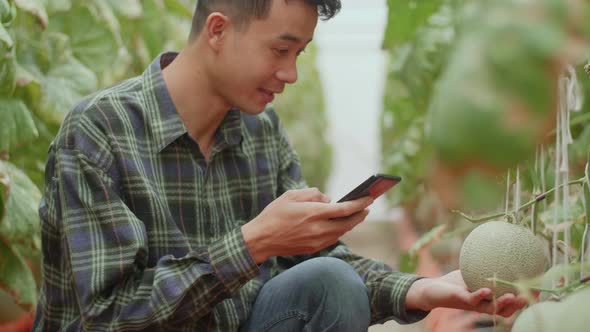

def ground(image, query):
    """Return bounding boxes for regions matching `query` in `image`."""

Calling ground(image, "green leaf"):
[9,113,58,189]
[14,25,54,78]
[15,62,39,88]
[382,0,443,50]
[164,0,193,18]
[0,238,37,310]
[13,65,43,133]
[136,0,168,60]
[397,7,454,104]
[120,0,190,72]
[408,224,447,256]
[0,170,6,222]
[107,0,142,18]
[0,160,41,247]
[584,163,590,225]
[40,56,97,124]
[0,43,16,95]
[428,0,584,175]
[45,0,70,14]
[428,32,546,171]
[87,0,124,48]
[382,116,430,204]
[0,0,16,25]
[0,98,38,154]
[380,5,454,205]
[14,0,48,29]
[0,0,11,22]
[399,251,419,273]
[48,6,119,75]
[0,0,15,95]
[0,22,13,47]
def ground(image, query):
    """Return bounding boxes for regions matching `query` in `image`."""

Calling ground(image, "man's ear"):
[205,12,230,51]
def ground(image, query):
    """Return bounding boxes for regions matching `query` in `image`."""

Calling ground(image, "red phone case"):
[337,174,401,203]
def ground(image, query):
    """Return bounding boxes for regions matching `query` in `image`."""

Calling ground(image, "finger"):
[496,295,527,318]
[325,209,369,238]
[470,294,508,315]
[465,288,492,306]
[287,188,329,203]
[497,303,521,318]
[330,209,369,228]
[491,293,517,315]
[497,296,528,317]
[315,197,373,219]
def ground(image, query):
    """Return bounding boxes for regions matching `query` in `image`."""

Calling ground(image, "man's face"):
[212,0,318,114]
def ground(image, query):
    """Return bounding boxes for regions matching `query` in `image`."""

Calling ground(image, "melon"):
[512,301,562,332]
[539,264,585,301]
[557,287,590,331]
[512,289,590,332]
[459,221,547,297]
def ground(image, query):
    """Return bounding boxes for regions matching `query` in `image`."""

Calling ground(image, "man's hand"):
[241,188,373,263]
[405,270,528,318]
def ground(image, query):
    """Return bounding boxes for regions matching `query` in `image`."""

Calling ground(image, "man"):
[33,0,527,331]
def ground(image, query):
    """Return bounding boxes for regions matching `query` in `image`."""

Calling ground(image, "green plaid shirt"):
[33,53,427,331]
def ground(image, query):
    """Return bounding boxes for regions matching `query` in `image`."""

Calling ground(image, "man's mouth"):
[258,88,279,103]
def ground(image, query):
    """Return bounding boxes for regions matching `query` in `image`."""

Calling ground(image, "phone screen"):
[337,174,401,203]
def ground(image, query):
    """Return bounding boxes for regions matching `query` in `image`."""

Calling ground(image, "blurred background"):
[1,0,589,331]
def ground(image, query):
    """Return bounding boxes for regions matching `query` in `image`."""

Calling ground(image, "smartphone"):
[337,174,402,203]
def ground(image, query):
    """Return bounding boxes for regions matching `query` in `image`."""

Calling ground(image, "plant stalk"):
[453,177,586,223]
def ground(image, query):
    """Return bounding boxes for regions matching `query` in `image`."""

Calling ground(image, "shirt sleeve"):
[45,145,259,330]
[274,116,430,325]
[319,244,430,324]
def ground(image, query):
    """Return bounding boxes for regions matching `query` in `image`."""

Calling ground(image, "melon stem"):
[486,274,590,298]
[453,177,585,223]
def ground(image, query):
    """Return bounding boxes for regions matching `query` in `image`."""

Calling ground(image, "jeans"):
[240,257,371,332]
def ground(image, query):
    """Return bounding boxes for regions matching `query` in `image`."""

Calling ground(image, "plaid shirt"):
[33,53,427,331]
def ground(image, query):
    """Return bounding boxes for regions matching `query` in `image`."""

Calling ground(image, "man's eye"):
[275,48,289,56]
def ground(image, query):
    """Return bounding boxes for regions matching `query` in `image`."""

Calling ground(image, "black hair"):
[189,0,341,40]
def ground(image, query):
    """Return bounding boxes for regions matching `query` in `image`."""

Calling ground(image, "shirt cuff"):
[209,227,260,294]
[376,273,431,324]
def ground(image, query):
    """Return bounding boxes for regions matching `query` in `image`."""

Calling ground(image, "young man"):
[33,0,527,331]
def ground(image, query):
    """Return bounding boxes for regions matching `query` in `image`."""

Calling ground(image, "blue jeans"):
[240,257,371,332]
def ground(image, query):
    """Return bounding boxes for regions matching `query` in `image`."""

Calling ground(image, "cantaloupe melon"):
[512,301,562,332]
[514,288,590,332]
[460,221,547,297]
[557,287,590,331]
[538,264,586,301]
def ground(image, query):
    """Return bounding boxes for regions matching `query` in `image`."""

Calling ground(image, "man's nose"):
[276,62,298,84]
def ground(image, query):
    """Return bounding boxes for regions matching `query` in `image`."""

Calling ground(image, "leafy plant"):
[381,0,590,328]
[380,1,454,210]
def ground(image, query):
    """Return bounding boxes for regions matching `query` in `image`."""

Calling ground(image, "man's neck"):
[161,48,230,157]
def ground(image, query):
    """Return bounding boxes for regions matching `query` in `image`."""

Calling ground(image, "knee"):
[257,257,370,331]
[299,257,364,288]
[299,258,370,327]
[297,257,369,305]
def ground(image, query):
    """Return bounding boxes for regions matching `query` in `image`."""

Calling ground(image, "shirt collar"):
[142,52,243,153]
[213,107,243,152]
